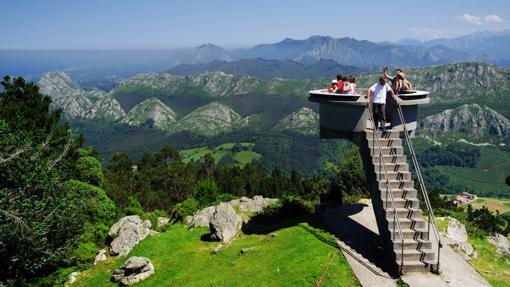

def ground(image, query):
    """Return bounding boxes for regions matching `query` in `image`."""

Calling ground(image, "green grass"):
[76,222,359,287]
[180,142,261,167]
[468,236,510,287]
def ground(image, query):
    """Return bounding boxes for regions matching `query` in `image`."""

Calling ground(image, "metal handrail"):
[395,103,442,272]
[366,102,405,275]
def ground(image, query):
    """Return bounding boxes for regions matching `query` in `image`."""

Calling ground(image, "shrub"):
[171,197,200,222]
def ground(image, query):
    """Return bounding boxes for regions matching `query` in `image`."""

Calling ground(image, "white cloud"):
[485,15,503,23]
[457,13,504,25]
[457,14,482,25]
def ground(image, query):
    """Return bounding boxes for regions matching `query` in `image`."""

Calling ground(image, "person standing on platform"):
[367,77,395,131]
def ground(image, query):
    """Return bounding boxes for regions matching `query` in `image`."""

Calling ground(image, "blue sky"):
[1,0,509,49]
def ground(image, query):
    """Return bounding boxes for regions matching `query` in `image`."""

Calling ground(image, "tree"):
[0,76,116,281]
[330,145,368,204]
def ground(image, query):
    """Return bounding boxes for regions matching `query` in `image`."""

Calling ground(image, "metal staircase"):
[362,103,442,274]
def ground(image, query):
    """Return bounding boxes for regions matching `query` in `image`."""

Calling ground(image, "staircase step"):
[395,248,436,262]
[375,170,411,181]
[388,217,426,229]
[367,138,402,148]
[393,239,432,250]
[368,146,404,156]
[373,162,410,172]
[379,180,414,189]
[398,260,438,273]
[365,130,401,139]
[382,197,419,208]
[380,187,417,199]
[371,155,407,165]
[385,207,422,218]
[390,228,430,240]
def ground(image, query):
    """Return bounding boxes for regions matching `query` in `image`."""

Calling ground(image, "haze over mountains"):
[3,30,510,86]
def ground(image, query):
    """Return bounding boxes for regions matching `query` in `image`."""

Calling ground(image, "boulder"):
[229,195,278,213]
[94,249,107,265]
[446,218,468,243]
[111,256,154,286]
[68,271,79,285]
[209,203,242,243]
[109,215,152,256]
[185,206,216,228]
[157,217,170,228]
[488,233,510,260]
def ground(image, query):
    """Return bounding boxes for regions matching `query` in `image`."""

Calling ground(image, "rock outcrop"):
[186,196,277,228]
[209,203,243,243]
[445,218,477,261]
[421,104,510,143]
[446,218,468,243]
[186,206,216,228]
[111,256,154,286]
[94,249,107,265]
[229,196,278,213]
[108,215,152,256]
[488,233,510,260]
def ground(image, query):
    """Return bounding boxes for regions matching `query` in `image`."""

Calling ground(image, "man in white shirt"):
[367,77,395,131]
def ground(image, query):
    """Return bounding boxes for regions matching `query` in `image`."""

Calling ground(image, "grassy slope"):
[436,218,510,286]
[76,222,359,287]
[180,142,261,167]
[412,138,510,198]
[434,146,510,197]
[468,237,510,287]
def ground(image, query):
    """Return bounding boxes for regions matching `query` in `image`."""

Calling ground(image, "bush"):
[171,197,200,222]
[125,196,145,216]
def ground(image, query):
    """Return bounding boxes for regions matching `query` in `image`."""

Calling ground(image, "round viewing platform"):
[308,89,430,138]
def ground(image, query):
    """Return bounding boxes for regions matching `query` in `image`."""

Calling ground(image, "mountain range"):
[5,30,510,87]
[38,61,510,144]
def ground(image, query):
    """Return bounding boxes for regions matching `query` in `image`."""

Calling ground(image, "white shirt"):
[369,83,392,104]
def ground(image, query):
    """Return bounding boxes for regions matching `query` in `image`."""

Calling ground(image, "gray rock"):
[111,256,154,286]
[213,243,223,254]
[446,218,468,243]
[240,247,255,254]
[157,217,170,227]
[488,233,510,259]
[67,271,80,285]
[186,206,216,227]
[229,195,278,213]
[109,215,152,256]
[209,203,242,243]
[94,249,107,265]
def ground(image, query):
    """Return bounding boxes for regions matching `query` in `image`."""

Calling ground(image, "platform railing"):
[396,103,442,272]
[366,102,405,275]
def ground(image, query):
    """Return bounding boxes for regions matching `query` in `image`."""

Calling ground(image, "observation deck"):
[309,88,441,276]
[308,89,430,138]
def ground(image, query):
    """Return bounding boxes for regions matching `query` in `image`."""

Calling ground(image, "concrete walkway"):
[321,202,490,287]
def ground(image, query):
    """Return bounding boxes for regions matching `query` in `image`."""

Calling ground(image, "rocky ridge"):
[39,71,125,121]
[272,107,319,135]
[173,102,248,136]
[124,98,178,131]
[420,103,510,143]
